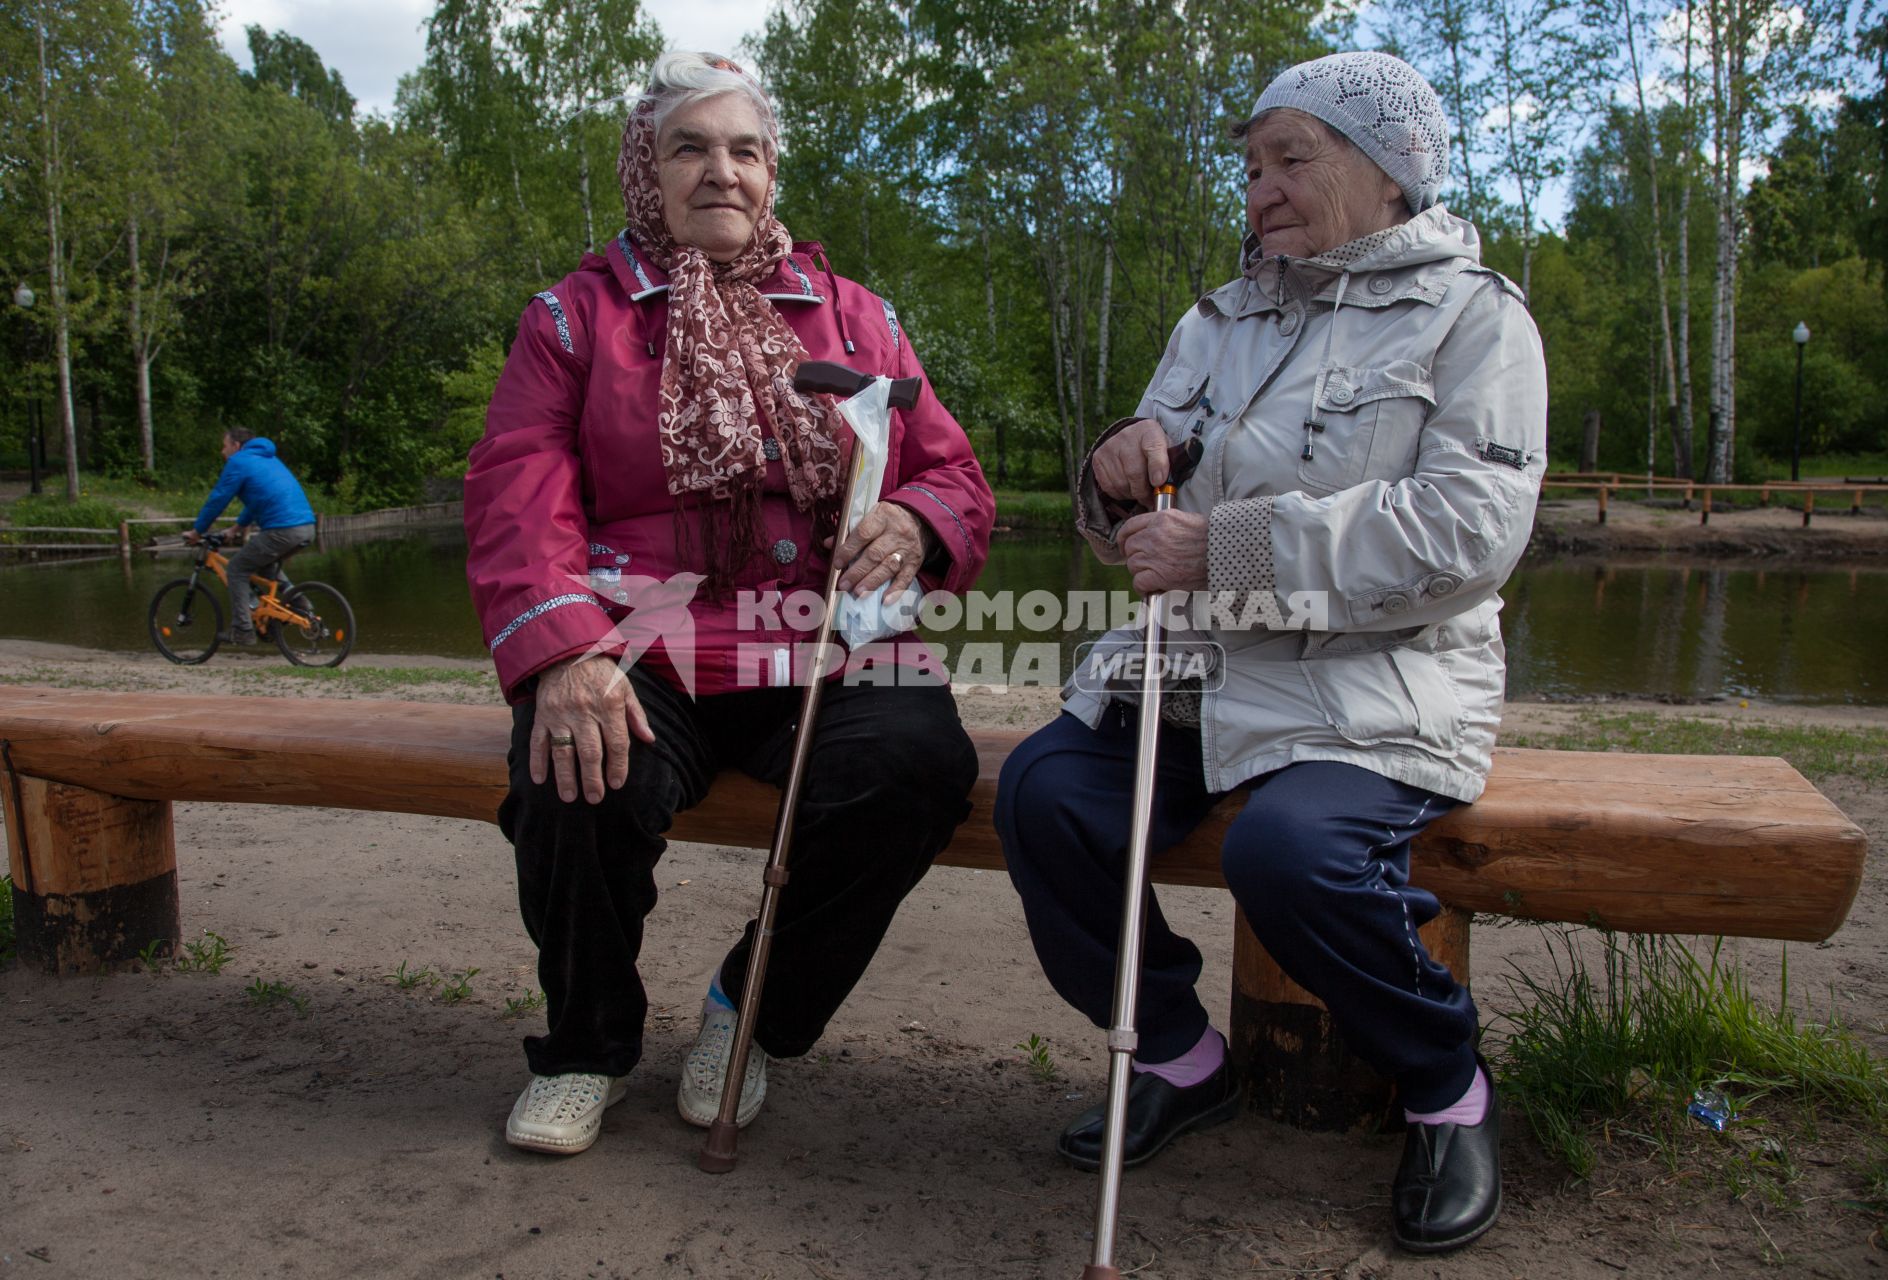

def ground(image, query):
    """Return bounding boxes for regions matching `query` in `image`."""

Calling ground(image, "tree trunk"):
[1675,0,1697,478]
[577,143,595,254]
[1624,0,1681,477]
[1705,0,1736,485]
[1445,17,1480,217]
[37,12,79,500]
[512,154,544,282]
[1581,408,1602,473]
[1096,232,1114,420]
[979,206,1005,486]
[128,208,155,477]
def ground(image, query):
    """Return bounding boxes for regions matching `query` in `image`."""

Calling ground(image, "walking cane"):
[1083,436,1204,1278]
[699,360,921,1174]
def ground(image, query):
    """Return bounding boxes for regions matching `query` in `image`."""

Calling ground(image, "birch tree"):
[1696,0,1833,481]
[2,1,134,498]
[121,0,227,476]
[1484,0,1581,296]
[514,0,660,256]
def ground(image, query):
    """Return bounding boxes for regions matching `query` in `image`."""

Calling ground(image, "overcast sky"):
[215,0,779,117]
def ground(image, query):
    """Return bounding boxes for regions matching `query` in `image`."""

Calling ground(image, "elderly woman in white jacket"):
[996,52,1546,1253]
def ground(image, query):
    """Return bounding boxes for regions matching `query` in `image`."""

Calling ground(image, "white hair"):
[639,50,778,156]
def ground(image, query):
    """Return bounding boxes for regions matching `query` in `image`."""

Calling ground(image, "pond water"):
[2,528,1883,704]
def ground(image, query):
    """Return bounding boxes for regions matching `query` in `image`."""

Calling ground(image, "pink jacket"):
[465,233,994,701]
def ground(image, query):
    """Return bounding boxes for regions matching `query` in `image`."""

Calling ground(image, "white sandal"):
[505,1072,628,1155]
[676,996,768,1129]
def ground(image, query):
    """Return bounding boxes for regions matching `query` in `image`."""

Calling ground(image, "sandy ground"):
[1,642,1885,1279]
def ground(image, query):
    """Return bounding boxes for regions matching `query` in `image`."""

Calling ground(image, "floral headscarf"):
[616,68,844,593]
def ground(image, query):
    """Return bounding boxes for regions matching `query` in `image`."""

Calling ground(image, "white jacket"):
[1067,207,1548,802]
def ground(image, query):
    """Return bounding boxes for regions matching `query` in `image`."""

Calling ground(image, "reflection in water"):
[1,531,1882,704]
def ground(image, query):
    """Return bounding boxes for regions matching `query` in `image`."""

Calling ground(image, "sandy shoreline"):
[2,640,1884,1278]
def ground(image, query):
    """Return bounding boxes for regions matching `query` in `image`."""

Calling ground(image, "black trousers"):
[499,666,978,1078]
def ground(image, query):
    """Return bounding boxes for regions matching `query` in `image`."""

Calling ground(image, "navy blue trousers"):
[996,707,1479,1112]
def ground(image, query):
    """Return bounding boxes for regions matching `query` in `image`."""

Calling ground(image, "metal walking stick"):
[1083,438,1203,1278]
[699,360,921,1174]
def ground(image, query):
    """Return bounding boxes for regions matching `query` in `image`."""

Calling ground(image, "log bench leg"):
[1,773,179,974]
[1229,905,1471,1133]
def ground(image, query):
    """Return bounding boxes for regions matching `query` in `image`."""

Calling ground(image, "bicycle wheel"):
[149,579,224,665]
[274,580,355,668]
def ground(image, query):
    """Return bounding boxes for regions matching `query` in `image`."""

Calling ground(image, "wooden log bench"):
[0,686,1868,1132]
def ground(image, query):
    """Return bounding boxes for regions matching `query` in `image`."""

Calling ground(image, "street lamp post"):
[12,282,41,495]
[1792,321,1810,483]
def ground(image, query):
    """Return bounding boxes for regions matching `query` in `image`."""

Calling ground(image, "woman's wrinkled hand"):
[1091,418,1173,511]
[832,500,934,598]
[530,654,655,805]
[1118,508,1209,597]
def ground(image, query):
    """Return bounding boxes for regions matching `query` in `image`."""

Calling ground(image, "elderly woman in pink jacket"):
[464,51,992,1157]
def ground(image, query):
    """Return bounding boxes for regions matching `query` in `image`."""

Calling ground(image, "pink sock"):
[1405,1064,1489,1127]
[1133,1027,1226,1088]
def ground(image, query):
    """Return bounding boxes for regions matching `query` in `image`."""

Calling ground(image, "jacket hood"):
[241,438,279,459]
[1336,205,1482,273]
[1210,206,1486,316]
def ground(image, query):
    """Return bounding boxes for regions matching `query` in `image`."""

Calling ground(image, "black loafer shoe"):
[1056,1061,1243,1172]
[1392,1064,1502,1253]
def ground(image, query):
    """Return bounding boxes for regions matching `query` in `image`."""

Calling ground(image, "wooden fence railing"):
[1540,477,1888,526]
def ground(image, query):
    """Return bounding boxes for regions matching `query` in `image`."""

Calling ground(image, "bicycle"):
[148,530,355,667]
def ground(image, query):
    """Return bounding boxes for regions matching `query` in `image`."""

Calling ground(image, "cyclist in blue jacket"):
[185,428,318,646]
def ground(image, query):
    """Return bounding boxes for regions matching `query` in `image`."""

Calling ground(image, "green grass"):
[1504,712,1888,785]
[176,930,231,974]
[385,959,439,992]
[0,493,133,537]
[137,938,171,973]
[438,967,480,1004]
[245,977,310,1015]
[0,873,14,967]
[1752,451,1888,482]
[1496,706,1888,1215]
[1495,928,1888,1180]
[993,488,1074,530]
[502,990,547,1018]
[228,666,498,695]
[72,472,213,519]
[1014,1033,1060,1083]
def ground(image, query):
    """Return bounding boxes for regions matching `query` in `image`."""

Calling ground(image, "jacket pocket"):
[1297,646,1461,753]
[1142,361,1208,436]
[1296,362,1436,494]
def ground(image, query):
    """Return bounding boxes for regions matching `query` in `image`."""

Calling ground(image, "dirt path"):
[2,644,1883,1279]
[1531,493,1888,560]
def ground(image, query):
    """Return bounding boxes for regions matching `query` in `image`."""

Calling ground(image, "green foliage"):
[137,939,171,973]
[1495,928,1888,1177]
[1014,1033,1059,1083]
[245,977,311,1015]
[386,959,439,992]
[177,930,232,974]
[992,490,1074,530]
[503,989,548,1018]
[3,494,133,532]
[438,967,481,1003]
[0,0,1879,499]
